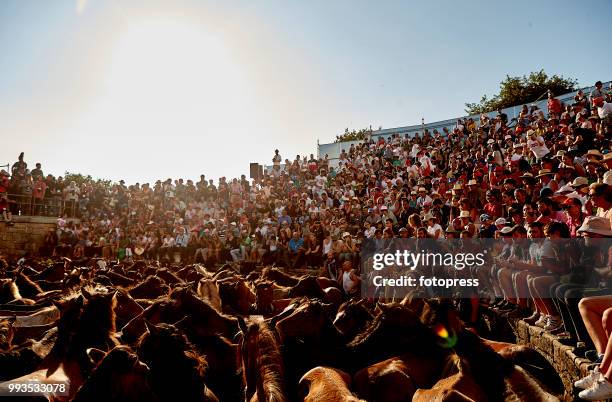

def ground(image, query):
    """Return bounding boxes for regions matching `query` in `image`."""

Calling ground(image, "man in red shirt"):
[547,92,563,118]
[0,170,9,196]
[0,194,13,226]
[32,176,47,215]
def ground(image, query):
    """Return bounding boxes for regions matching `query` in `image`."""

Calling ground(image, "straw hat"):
[555,183,575,194]
[536,169,554,178]
[586,150,604,160]
[467,179,478,186]
[459,211,471,219]
[553,150,566,159]
[422,213,435,221]
[577,216,612,236]
[571,177,589,188]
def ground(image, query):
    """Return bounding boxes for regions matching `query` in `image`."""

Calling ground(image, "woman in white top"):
[322,231,334,255]
[425,214,443,239]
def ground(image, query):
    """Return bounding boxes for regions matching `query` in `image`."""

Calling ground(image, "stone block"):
[539,332,555,356]
[517,320,530,343]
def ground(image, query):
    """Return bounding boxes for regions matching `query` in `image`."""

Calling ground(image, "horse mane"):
[251,321,286,402]
[503,365,557,402]
[347,312,384,348]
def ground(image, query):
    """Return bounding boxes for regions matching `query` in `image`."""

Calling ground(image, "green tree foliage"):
[64,171,112,188]
[335,126,373,143]
[465,70,578,115]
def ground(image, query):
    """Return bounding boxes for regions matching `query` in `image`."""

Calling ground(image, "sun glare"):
[105,20,245,124]
[66,18,258,178]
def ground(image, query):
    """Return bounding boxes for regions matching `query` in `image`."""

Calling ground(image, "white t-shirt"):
[527,136,550,159]
[427,223,443,238]
[598,103,612,119]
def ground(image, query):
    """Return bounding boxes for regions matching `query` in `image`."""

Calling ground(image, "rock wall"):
[512,317,598,402]
[0,216,58,257]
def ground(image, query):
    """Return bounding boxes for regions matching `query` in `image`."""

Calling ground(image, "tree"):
[335,126,374,143]
[464,70,578,115]
[64,171,112,189]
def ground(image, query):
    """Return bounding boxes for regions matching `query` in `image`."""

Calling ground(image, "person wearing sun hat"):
[535,168,557,192]
[585,149,604,161]
[589,183,612,228]
[576,215,612,237]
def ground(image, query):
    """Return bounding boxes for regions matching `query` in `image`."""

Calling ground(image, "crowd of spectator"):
[1,81,612,399]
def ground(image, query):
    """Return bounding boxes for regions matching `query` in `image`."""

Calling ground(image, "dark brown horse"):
[138,322,219,402]
[261,267,301,287]
[71,345,156,402]
[333,299,375,341]
[175,316,244,402]
[128,275,169,299]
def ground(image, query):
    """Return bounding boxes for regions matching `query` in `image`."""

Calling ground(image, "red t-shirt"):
[0,176,8,193]
[33,181,47,199]
[483,202,503,218]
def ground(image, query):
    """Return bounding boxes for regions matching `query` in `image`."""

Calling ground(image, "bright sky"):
[1,0,611,185]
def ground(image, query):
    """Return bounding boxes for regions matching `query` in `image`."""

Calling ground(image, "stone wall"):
[513,317,598,402]
[0,216,59,257]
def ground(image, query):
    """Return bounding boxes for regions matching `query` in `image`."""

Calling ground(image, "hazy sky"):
[1,0,610,184]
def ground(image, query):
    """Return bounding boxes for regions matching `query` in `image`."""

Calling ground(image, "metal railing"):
[4,193,78,218]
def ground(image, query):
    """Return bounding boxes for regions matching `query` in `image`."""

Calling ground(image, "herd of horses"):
[0,257,564,401]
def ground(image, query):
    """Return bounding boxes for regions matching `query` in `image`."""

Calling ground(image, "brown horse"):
[261,267,301,287]
[138,322,219,402]
[121,288,239,343]
[0,288,120,401]
[238,317,286,402]
[71,345,156,402]
[218,278,256,315]
[113,288,145,329]
[298,366,365,402]
[0,279,35,305]
[128,275,169,299]
[197,278,222,311]
[413,354,486,402]
[176,316,244,402]
[13,269,43,299]
[333,299,374,341]
[0,316,15,351]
